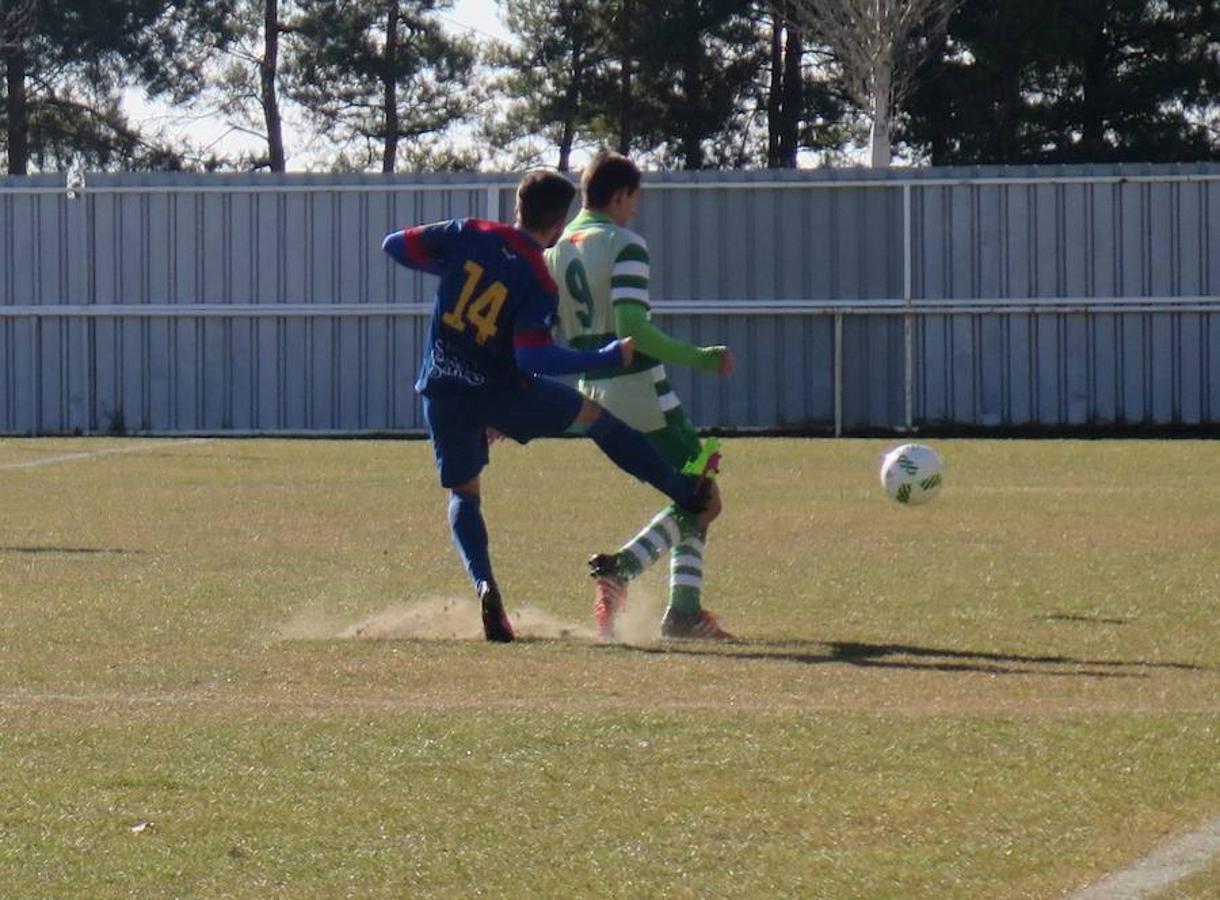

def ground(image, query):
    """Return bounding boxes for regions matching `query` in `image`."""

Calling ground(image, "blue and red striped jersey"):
[383,218,560,395]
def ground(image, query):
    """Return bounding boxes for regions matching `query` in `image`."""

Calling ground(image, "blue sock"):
[586,411,695,509]
[448,490,493,586]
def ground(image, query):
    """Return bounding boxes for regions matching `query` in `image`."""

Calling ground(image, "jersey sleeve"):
[381,219,463,276]
[614,301,722,372]
[514,339,626,376]
[610,232,651,309]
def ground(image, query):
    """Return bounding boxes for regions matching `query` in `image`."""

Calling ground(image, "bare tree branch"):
[774,0,959,165]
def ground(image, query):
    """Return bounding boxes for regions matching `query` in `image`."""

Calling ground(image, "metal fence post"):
[834,312,843,437]
[903,182,914,432]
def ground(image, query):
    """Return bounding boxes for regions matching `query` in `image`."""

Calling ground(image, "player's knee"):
[566,399,609,437]
[574,398,603,424]
[585,407,622,442]
[448,486,481,526]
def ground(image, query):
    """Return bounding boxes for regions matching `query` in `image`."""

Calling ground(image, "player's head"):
[516,170,577,247]
[582,151,641,226]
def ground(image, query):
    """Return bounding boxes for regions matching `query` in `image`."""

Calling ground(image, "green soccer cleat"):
[678,438,723,522]
[682,437,722,481]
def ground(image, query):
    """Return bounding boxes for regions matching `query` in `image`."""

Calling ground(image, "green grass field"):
[0,436,1216,898]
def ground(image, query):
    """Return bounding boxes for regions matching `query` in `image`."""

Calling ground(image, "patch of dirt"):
[342,597,483,641]
[338,597,600,643]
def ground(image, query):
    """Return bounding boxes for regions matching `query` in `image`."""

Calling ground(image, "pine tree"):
[486,0,610,172]
[286,0,475,172]
[207,0,293,171]
[1,0,234,173]
[904,0,1220,164]
[582,0,769,169]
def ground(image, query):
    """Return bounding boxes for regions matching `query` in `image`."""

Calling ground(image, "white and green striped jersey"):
[547,208,651,347]
[546,209,675,432]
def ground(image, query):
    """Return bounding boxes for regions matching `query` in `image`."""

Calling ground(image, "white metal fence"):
[1,165,1218,434]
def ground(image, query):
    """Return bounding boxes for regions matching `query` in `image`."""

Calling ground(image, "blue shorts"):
[421,376,584,488]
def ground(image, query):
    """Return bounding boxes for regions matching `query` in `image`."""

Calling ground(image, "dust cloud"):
[277,584,669,644]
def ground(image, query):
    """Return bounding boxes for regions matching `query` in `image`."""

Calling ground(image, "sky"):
[123,0,514,171]
[443,0,512,42]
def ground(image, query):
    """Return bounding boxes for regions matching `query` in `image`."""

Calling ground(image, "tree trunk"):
[679,49,702,169]
[616,0,632,154]
[995,63,1021,162]
[558,117,574,172]
[381,0,400,173]
[261,0,286,172]
[767,16,783,167]
[558,16,582,173]
[1079,3,1107,160]
[869,56,892,168]
[925,31,949,165]
[5,47,28,175]
[779,25,802,168]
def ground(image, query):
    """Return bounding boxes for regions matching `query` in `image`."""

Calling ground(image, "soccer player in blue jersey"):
[382,171,721,643]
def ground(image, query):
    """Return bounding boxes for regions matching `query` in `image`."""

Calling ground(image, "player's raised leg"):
[561,396,718,519]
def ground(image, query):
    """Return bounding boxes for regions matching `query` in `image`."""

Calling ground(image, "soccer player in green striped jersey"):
[546,152,735,640]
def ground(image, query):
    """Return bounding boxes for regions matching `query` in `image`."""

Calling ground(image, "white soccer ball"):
[879,443,944,505]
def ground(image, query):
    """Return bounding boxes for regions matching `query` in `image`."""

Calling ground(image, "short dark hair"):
[582,152,641,209]
[516,170,577,231]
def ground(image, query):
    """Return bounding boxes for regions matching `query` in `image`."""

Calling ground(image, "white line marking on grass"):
[1070,814,1220,899]
[0,438,211,470]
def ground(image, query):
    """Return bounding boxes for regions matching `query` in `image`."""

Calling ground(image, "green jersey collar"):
[568,208,615,230]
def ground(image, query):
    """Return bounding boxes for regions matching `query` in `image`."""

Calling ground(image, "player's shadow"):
[621,639,1213,678]
[0,546,141,555]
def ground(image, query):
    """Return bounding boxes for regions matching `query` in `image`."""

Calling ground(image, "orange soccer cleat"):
[588,553,628,640]
[660,607,735,641]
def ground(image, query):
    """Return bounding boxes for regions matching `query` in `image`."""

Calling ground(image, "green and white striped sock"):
[614,506,680,579]
[668,522,707,615]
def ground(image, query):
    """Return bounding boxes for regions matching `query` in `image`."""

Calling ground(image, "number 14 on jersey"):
[442,260,508,345]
